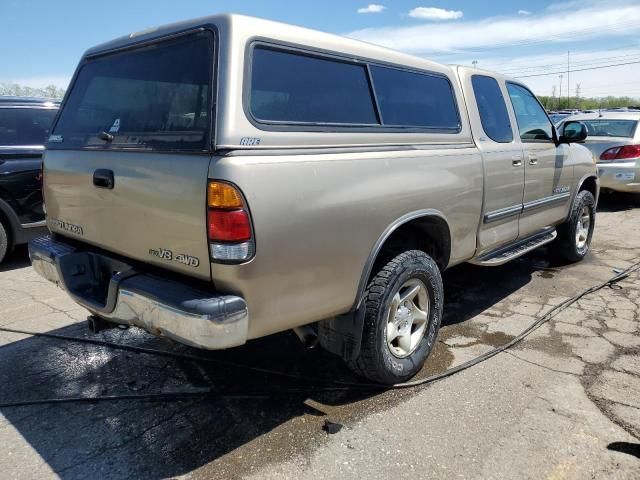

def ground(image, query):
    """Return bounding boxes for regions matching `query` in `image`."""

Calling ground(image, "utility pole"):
[472,60,478,68]
[558,74,564,109]
[551,85,557,110]
[567,51,571,109]
[575,83,581,108]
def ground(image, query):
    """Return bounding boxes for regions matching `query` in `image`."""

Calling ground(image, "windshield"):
[580,119,638,138]
[51,31,214,151]
[0,108,57,146]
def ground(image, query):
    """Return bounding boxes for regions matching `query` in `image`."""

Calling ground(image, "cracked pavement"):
[0,193,638,479]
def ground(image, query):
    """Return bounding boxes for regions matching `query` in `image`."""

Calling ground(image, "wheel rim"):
[385,278,430,358]
[575,205,591,250]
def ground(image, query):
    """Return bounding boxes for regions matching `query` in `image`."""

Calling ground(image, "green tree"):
[0,83,65,100]
[539,95,640,111]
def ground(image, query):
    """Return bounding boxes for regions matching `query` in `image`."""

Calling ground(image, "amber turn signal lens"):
[208,182,244,209]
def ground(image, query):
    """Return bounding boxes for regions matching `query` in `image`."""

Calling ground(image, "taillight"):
[207,209,251,242]
[207,181,254,262]
[600,145,640,161]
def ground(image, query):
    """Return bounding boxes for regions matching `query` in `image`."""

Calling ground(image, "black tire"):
[348,250,443,384]
[554,190,596,263]
[0,220,8,264]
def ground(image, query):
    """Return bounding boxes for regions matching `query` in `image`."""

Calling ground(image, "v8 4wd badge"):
[149,248,200,268]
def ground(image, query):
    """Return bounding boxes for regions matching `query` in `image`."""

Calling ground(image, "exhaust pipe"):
[293,326,319,349]
[87,315,117,334]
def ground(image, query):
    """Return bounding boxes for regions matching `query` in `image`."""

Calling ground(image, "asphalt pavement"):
[0,193,638,479]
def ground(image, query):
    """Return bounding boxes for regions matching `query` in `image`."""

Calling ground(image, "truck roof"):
[83,13,451,75]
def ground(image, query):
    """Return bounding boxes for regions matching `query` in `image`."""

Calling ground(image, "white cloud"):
[408,7,463,21]
[357,4,386,14]
[348,1,640,54]
[518,10,532,15]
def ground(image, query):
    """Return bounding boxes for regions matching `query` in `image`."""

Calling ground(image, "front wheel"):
[553,190,596,263]
[348,250,443,384]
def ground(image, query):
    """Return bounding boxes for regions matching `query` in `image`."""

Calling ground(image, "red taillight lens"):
[207,209,251,242]
[600,144,640,161]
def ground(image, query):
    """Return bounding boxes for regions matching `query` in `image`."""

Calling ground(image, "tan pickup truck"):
[30,14,598,384]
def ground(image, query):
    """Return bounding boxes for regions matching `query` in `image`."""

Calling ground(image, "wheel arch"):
[319,210,451,363]
[0,197,21,249]
[353,209,451,312]
[574,174,599,210]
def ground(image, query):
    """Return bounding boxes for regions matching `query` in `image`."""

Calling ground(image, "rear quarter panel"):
[209,147,483,339]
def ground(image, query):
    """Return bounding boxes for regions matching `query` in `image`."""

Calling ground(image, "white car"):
[559,112,640,202]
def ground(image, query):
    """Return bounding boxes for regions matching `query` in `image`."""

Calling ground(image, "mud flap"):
[318,307,366,361]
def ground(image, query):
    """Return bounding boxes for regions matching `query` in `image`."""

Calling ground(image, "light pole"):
[558,74,564,109]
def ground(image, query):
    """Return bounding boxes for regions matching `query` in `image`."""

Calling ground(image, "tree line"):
[539,95,640,111]
[0,83,66,100]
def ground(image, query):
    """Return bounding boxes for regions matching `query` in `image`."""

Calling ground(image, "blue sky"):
[3,0,640,98]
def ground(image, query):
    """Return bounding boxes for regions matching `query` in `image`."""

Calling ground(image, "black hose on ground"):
[0,260,638,408]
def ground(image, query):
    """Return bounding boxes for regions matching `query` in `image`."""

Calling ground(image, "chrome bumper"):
[28,236,248,350]
[597,160,640,193]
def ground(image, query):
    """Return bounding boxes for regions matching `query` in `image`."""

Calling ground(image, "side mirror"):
[559,121,588,144]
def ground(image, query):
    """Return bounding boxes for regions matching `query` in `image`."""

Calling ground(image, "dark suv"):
[0,96,59,262]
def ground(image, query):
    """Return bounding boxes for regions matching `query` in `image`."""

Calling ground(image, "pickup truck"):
[30,14,598,384]
[0,96,58,262]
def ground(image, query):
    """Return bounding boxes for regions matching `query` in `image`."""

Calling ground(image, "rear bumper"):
[14,221,48,245]
[597,160,640,193]
[28,236,248,350]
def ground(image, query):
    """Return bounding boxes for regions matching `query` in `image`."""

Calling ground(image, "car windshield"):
[0,108,57,146]
[580,119,638,138]
[51,31,214,151]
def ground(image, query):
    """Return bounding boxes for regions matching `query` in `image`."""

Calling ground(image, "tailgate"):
[44,30,215,281]
[44,150,212,280]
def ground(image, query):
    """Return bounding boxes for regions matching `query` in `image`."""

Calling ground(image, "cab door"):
[458,67,524,255]
[505,83,573,239]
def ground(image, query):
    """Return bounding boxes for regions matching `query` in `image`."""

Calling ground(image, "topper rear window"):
[50,31,214,151]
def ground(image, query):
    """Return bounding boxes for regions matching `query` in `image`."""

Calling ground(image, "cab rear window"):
[50,31,214,151]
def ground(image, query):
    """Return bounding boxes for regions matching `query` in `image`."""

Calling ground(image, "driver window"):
[506,83,553,142]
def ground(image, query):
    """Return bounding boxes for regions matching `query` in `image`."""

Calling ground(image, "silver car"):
[560,112,640,199]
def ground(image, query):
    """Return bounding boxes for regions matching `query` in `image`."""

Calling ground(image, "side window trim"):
[505,81,555,144]
[244,40,463,134]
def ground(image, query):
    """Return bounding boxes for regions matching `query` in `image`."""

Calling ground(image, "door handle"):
[528,154,538,166]
[512,159,522,167]
[93,169,114,189]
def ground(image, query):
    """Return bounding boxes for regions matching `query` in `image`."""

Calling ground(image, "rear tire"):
[348,250,443,384]
[553,190,595,263]
[0,220,8,264]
